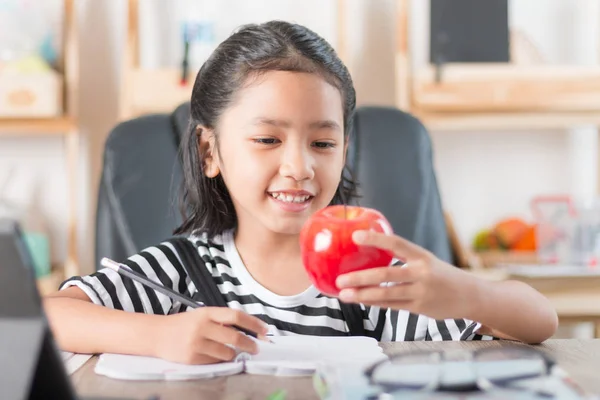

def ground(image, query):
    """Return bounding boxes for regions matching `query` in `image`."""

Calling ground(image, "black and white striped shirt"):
[61,230,491,341]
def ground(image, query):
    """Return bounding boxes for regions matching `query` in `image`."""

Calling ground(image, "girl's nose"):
[279,146,315,181]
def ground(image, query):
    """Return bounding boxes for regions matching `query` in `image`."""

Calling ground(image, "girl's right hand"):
[153,307,269,364]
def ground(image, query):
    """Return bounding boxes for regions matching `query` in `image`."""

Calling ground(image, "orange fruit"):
[493,218,529,249]
[511,225,537,251]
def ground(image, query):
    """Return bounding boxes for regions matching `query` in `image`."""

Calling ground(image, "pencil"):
[100,257,265,340]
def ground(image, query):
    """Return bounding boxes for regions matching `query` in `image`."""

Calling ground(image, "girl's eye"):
[313,141,336,149]
[253,138,280,145]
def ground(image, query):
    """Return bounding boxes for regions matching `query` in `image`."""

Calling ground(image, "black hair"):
[174,20,358,237]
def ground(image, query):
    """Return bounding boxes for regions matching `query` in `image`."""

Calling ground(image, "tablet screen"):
[0,219,43,318]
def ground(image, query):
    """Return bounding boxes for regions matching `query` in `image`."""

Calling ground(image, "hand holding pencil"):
[101,258,271,365]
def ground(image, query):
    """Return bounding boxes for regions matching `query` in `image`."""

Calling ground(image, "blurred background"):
[1,0,600,338]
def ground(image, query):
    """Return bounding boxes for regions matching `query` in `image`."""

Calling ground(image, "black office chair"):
[94,105,187,269]
[348,106,452,263]
[95,104,455,270]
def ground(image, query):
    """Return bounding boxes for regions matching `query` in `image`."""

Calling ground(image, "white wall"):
[0,0,597,275]
[424,0,600,246]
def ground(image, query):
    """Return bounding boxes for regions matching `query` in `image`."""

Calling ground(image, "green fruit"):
[473,230,492,251]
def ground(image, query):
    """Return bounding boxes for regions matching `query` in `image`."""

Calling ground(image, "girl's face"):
[205,70,346,236]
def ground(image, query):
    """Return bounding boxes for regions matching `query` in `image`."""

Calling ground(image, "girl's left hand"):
[335,230,478,320]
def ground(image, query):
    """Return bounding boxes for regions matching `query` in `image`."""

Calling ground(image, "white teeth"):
[270,192,311,203]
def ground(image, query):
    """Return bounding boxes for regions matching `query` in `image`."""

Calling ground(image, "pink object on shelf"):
[531,195,600,268]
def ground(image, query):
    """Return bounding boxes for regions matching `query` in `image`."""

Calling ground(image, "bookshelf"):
[0,117,76,135]
[395,0,600,131]
[0,0,80,293]
[120,0,349,119]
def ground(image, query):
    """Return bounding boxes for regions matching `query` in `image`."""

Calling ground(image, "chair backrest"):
[349,106,453,263]
[94,104,189,268]
[95,104,454,269]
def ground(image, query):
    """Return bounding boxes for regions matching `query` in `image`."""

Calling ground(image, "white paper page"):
[60,351,93,375]
[94,354,243,381]
[93,336,387,379]
[253,336,382,361]
[245,336,386,376]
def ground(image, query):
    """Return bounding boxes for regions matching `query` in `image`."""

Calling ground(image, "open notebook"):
[95,336,386,380]
[61,351,93,375]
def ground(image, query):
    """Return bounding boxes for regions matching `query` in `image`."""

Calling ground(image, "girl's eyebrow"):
[251,117,341,131]
[309,120,341,131]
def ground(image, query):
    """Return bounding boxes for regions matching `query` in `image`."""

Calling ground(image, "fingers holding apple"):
[351,229,427,261]
[335,230,475,319]
[336,256,423,288]
[299,205,394,296]
[328,229,432,292]
[299,205,472,319]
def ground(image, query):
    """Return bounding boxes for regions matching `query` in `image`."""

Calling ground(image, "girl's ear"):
[197,125,221,178]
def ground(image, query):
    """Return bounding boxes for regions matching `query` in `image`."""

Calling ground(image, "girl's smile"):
[267,189,316,213]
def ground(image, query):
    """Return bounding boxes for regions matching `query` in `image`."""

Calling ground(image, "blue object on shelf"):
[23,232,50,278]
[39,33,58,66]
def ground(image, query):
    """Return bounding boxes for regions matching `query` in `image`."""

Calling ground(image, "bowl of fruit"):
[472,217,539,268]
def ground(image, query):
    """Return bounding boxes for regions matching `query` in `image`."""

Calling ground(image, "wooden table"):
[72,339,600,400]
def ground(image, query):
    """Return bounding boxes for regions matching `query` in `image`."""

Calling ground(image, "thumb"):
[352,230,426,261]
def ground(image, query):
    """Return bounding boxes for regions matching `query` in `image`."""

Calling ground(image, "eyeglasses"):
[364,346,557,398]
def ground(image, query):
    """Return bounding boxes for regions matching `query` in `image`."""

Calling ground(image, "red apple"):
[300,205,394,296]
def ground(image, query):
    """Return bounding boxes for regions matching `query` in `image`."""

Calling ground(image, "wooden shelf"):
[412,64,600,113]
[472,269,600,329]
[36,267,66,296]
[414,110,600,131]
[395,0,600,131]
[127,68,192,118]
[121,0,348,119]
[1,0,82,281]
[0,116,77,135]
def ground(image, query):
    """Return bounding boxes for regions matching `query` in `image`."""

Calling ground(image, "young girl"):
[45,21,558,365]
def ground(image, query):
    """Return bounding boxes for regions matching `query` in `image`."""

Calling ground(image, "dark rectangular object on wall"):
[430,0,510,64]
